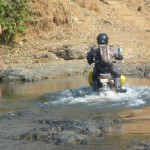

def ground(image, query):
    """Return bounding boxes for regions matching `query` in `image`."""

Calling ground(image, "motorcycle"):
[88,71,126,93]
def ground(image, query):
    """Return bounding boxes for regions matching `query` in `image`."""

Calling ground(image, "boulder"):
[52,45,86,60]
[0,67,40,82]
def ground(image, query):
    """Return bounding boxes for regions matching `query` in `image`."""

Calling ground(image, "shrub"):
[0,0,31,43]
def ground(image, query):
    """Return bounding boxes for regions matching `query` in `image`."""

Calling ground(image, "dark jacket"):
[87,45,123,69]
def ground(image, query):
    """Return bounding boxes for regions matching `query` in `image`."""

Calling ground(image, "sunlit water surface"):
[0,76,150,150]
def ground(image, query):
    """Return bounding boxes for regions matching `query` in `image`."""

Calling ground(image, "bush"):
[0,0,31,43]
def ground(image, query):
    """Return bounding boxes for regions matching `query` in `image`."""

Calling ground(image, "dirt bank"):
[0,0,150,81]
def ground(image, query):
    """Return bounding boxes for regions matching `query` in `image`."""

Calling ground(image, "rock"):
[0,111,22,121]
[144,69,150,78]
[0,67,40,82]
[0,59,87,83]
[128,140,150,150]
[60,131,88,144]
[51,45,86,60]
[53,49,85,60]
[86,124,101,136]
[33,52,58,61]
[113,118,124,123]
[15,119,117,145]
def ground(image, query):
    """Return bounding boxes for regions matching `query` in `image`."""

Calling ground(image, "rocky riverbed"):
[14,118,118,145]
[0,59,150,83]
[0,75,150,150]
[0,111,113,146]
[0,110,150,149]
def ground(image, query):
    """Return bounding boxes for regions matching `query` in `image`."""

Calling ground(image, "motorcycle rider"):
[87,33,126,93]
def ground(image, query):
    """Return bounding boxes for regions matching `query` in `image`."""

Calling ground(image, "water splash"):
[39,85,150,108]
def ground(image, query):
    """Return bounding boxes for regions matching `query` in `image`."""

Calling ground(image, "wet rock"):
[60,131,88,144]
[128,140,150,150]
[0,68,40,82]
[98,120,114,133]
[113,118,124,123]
[38,119,75,130]
[86,124,101,136]
[0,59,87,83]
[116,63,150,78]
[0,111,22,121]
[1,59,149,83]
[144,69,150,78]
[16,119,117,145]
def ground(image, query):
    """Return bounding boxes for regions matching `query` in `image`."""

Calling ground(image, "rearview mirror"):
[118,48,123,53]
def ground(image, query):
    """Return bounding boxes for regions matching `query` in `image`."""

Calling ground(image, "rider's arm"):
[87,48,94,65]
[87,46,99,65]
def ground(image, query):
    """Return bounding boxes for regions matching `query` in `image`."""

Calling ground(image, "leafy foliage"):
[0,0,31,43]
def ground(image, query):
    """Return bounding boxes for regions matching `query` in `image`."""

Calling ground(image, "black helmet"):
[97,33,109,45]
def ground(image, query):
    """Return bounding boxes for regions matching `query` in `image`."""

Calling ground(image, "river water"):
[0,76,150,150]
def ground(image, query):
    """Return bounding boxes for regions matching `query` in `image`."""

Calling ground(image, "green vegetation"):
[0,0,31,43]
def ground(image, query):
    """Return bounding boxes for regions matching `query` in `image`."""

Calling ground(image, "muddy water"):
[0,76,150,150]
